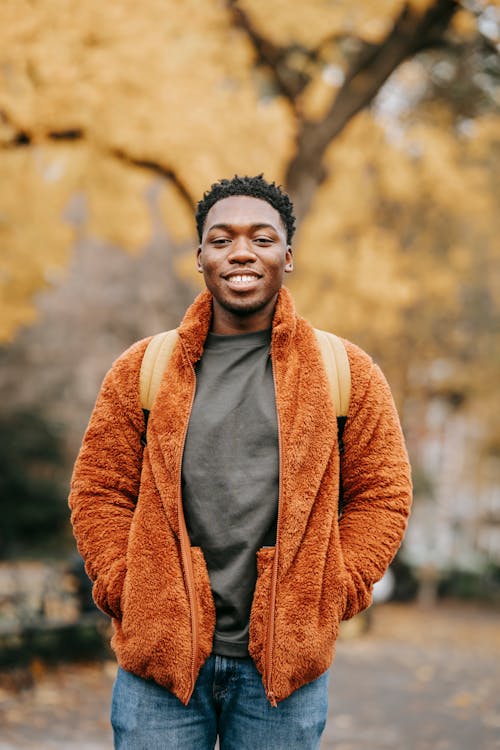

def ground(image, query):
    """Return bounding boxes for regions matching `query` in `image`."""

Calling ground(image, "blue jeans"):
[111,655,330,749]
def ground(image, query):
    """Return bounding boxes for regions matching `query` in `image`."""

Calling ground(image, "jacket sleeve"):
[68,338,149,619]
[339,341,412,620]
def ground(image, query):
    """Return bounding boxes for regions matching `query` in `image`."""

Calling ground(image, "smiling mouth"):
[224,273,261,286]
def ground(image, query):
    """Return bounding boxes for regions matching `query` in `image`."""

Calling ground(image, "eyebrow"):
[206,222,279,234]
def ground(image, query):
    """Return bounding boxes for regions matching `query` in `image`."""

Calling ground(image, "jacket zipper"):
[177,353,198,704]
[265,348,283,707]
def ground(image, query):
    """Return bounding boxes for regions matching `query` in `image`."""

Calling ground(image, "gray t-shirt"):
[181,328,279,657]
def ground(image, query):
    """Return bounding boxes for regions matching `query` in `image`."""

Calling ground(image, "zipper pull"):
[266,689,278,708]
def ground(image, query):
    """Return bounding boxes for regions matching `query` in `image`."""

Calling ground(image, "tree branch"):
[0,111,195,211]
[226,0,308,105]
[286,0,459,221]
[110,149,195,210]
[226,0,348,108]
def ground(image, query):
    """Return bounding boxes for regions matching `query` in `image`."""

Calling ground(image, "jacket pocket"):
[341,566,373,621]
[248,546,276,670]
[92,557,127,620]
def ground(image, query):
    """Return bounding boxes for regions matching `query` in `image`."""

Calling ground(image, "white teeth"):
[229,275,258,284]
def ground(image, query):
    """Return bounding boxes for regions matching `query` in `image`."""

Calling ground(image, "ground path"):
[1,601,499,749]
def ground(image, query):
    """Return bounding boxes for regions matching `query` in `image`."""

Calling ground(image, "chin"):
[221,295,269,316]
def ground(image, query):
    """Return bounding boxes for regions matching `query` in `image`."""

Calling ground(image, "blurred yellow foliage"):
[0,148,73,339]
[0,0,297,336]
[0,0,294,182]
[290,104,499,392]
[159,182,197,244]
[409,123,496,218]
[451,8,480,38]
[291,113,416,340]
[238,0,433,46]
[0,0,498,377]
[84,154,152,253]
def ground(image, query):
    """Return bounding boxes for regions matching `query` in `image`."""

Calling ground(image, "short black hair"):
[195,174,296,244]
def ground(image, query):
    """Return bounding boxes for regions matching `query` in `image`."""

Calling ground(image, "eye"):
[254,236,274,245]
[211,237,231,247]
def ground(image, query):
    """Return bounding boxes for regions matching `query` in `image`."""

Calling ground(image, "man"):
[69,174,412,749]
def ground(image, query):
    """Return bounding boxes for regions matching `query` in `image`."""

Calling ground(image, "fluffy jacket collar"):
[177,286,298,364]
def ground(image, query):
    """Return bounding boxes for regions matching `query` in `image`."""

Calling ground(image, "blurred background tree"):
[0,0,498,580]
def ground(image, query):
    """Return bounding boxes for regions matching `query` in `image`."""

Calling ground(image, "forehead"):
[204,195,284,233]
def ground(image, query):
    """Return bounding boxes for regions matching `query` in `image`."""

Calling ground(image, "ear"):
[196,246,203,273]
[284,246,293,273]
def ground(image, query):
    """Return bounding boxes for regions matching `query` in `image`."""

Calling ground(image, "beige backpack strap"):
[140,329,179,411]
[313,329,351,417]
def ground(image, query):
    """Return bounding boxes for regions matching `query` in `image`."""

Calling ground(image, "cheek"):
[198,255,215,274]
[268,260,287,278]
[204,262,220,280]
[200,262,221,290]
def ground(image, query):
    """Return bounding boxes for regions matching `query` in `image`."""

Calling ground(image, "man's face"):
[197,195,293,332]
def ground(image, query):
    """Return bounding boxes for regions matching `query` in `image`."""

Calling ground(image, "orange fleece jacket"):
[69,287,412,705]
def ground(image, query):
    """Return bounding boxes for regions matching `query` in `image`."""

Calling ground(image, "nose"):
[227,236,256,264]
